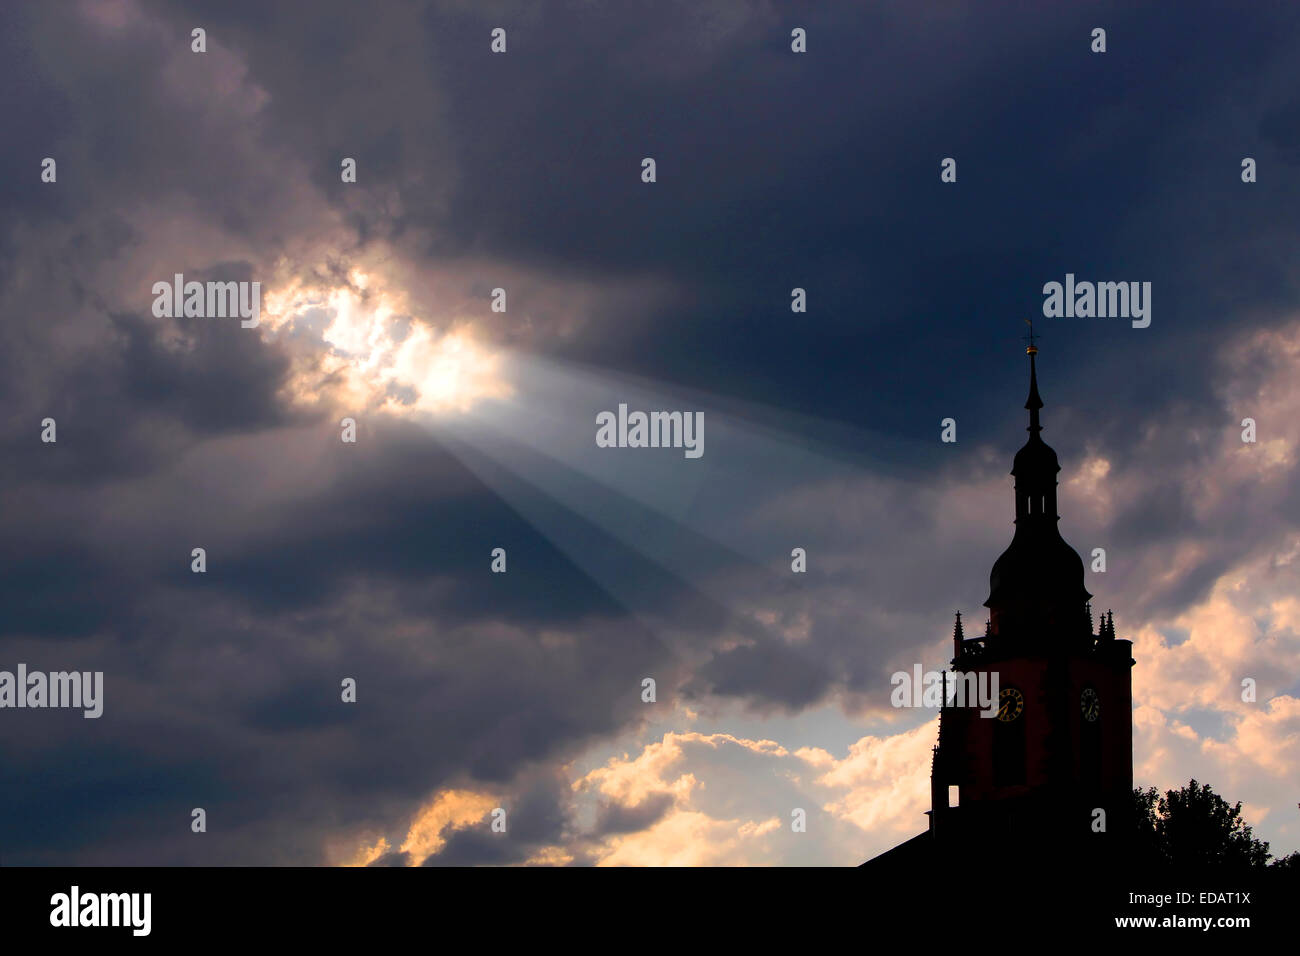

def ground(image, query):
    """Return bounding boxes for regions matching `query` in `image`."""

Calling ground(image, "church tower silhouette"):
[864,336,1135,871]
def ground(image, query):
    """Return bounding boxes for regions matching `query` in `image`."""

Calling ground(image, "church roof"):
[858,829,932,871]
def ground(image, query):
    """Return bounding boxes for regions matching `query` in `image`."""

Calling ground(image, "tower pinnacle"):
[1024,320,1042,436]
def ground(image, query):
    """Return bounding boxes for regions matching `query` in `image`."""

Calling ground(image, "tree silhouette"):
[1131,779,1271,868]
[1270,851,1300,871]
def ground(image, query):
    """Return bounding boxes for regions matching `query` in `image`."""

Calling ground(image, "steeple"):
[1025,321,1043,437]
[984,331,1092,638]
[1011,325,1058,523]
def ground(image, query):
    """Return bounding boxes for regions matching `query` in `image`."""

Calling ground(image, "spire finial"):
[1023,318,1040,355]
[1023,320,1043,435]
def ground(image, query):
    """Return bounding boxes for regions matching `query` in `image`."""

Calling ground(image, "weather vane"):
[1023,318,1040,355]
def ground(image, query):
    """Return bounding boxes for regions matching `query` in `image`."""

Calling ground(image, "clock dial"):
[1081,687,1100,722]
[997,687,1024,722]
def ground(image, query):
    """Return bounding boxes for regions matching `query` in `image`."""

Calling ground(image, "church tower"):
[927,338,1135,862]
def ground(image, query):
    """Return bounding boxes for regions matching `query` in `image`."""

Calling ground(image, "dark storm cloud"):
[420,770,573,866]
[592,790,675,837]
[138,0,1300,446]
[0,567,676,863]
[112,305,293,434]
[367,850,411,867]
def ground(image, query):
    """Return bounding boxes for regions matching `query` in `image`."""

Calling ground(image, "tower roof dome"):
[1012,436,1059,478]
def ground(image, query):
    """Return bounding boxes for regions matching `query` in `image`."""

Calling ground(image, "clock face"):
[1081,687,1100,722]
[997,687,1024,722]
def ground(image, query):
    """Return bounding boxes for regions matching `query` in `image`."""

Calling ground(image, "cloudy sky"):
[1,0,1298,866]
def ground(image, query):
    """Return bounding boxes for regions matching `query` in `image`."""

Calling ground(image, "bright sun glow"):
[261,269,512,415]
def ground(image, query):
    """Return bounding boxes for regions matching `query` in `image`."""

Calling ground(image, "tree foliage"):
[1131,779,1272,868]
